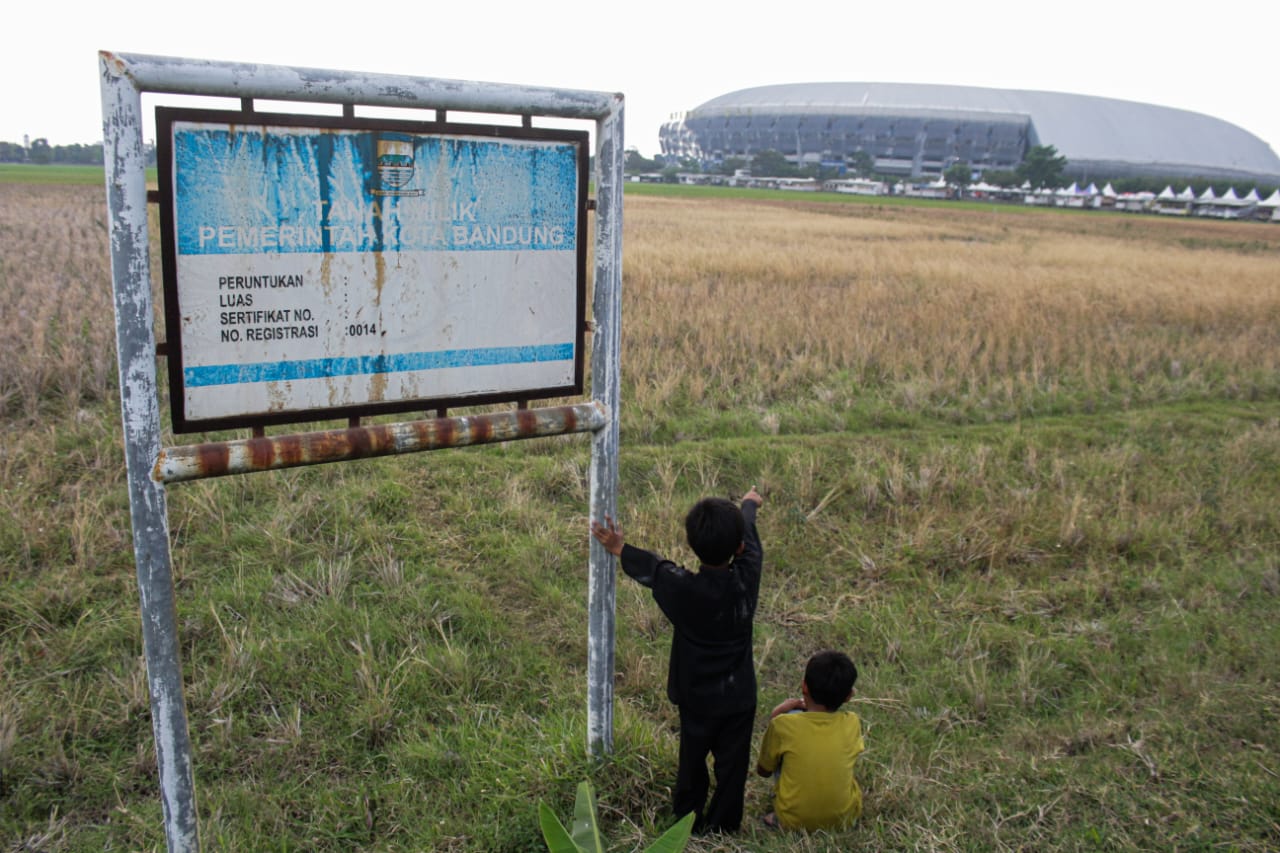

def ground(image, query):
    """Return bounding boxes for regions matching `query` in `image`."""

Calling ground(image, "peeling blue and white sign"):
[158,110,587,431]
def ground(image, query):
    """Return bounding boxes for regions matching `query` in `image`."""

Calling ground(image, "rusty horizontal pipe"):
[155,402,608,484]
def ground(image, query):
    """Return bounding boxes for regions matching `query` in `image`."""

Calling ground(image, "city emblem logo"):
[374,134,422,196]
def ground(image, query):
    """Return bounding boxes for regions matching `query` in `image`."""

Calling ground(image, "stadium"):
[659,82,1280,184]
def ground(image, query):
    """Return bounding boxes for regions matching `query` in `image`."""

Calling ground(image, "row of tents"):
[966,180,1280,221]
[662,171,1280,221]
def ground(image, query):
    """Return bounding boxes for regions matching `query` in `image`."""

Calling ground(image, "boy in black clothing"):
[591,486,764,834]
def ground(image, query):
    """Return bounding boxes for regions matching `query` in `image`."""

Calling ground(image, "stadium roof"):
[677,83,1280,182]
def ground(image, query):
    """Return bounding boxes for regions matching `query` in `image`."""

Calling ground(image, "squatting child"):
[590,486,764,834]
[756,649,866,831]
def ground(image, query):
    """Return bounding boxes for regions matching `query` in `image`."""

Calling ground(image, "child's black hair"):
[684,497,746,566]
[805,650,858,710]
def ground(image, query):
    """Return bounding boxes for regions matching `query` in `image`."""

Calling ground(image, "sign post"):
[100,52,623,852]
[588,97,624,756]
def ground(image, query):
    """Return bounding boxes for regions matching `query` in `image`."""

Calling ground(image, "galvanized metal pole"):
[99,53,200,852]
[587,96,625,756]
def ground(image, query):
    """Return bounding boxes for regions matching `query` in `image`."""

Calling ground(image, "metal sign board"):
[156,108,588,432]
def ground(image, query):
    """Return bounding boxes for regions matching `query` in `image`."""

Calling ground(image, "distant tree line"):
[949,145,1069,189]
[0,138,158,166]
[0,139,103,164]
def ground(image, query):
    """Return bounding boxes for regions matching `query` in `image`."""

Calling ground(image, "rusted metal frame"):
[156,403,607,484]
[587,97,624,757]
[100,57,199,853]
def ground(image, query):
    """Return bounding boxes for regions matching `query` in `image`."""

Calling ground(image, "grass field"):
[0,165,108,186]
[0,164,157,186]
[1,180,1278,851]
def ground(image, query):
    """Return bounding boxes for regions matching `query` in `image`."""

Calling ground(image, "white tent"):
[1157,185,1176,200]
[1198,186,1217,202]
[1244,188,1261,203]
[1178,186,1197,201]
[1258,189,1280,220]
[1052,182,1080,207]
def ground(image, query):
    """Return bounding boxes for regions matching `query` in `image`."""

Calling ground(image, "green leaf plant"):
[539,780,694,853]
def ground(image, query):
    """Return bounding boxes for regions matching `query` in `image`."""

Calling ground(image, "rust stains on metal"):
[202,442,232,473]
[517,408,537,435]
[155,402,608,484]
[99,50,128,77]
[249,436,276,470]
[347,425,377,458]
[471,416,494,444]
[433,417,457,448]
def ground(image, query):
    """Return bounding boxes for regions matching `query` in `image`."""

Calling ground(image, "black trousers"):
[673,705,757,834]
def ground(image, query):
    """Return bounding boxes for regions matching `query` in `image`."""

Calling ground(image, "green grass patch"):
[0,164,158,185]
[4,396,1278,850]
[0,164,105,185]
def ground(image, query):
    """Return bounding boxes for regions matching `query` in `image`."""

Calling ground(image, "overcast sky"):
[4,0,1277,167]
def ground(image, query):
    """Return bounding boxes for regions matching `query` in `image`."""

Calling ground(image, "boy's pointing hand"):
[743,485,764,507]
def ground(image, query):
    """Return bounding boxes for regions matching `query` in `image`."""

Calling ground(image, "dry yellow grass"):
[0,184,117,418]
[3,183,1276,431]
[621,195,1280,428]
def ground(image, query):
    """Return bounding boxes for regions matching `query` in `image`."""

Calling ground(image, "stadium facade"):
[659,83,1280,184]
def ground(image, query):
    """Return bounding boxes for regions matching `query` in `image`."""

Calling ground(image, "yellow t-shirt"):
[757,710,865,831]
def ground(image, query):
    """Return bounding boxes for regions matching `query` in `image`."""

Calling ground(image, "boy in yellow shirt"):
[755,650,865,831]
